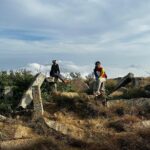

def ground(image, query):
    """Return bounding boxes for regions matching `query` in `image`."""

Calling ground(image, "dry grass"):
[104,115,141,133]
[1,90,150,150]
[107,101,129,117]
[105,79,118,94]
[121,115,140,124]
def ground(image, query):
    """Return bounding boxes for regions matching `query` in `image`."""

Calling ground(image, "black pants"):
[51,73,65,83]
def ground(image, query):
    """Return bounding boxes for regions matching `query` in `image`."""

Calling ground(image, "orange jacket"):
[94,67,107,79]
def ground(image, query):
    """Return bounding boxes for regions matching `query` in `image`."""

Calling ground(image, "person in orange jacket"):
[94,61,107,97]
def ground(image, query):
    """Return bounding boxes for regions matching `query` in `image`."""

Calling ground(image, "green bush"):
[122,88,146,99]
[57,82,75,92]
[0,70,34,111]
[0,102,12,115]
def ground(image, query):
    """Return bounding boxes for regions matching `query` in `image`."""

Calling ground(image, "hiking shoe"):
[95,91,102,97]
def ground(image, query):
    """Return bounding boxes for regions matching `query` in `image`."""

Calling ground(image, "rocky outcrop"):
[112,73,134,92]
[19,73,46,109]
[0,115,7,121]
[133,120,150,129]
[44,117,85,139]
[70,79,89,93]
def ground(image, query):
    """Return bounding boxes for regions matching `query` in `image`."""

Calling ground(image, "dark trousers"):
[51,73,65,83]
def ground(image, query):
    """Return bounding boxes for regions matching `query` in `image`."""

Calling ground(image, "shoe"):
[95,91,101,97]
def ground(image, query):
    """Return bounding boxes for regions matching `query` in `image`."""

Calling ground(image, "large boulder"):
[53,92,80,99]
[70,79,89,93]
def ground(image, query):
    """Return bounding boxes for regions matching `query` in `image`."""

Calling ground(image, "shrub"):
[51,93,102,119]
[0,102,12,115]
[108,101,129,116]
[122,87,146,99]
[105,79,117,95]
[106,120,125,132]
[0,70,34,111]
[137,102,150,118]
[57,82,75,92]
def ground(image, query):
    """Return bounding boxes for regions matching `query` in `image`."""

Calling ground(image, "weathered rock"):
[14,125,37,139]
[133,120,150,129]
[109,91,124,98]
[32,85,44,120]
[113,73,134,92]
[0,86,13,99]
[132,78,142,87]
[0,115,7,121]
[18,73,61,109]
[44,117,85,139]
[70,79,89,93]
[109,87,128,98]
[19,73,46,109]
[59,92,80,98]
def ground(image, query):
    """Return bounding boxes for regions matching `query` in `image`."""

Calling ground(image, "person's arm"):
[94,68,98,80]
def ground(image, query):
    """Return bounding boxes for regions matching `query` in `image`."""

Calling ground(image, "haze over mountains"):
[24,61,150,78]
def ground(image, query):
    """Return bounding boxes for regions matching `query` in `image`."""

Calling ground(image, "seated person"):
[50,60,66,83]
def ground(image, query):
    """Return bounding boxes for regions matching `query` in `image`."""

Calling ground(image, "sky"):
[0,0,150,78]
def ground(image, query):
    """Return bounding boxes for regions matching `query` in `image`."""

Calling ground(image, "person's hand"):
[96,77,99,81]
[98,77,101,81]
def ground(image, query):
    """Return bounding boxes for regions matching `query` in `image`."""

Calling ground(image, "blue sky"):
[0,0,150,77]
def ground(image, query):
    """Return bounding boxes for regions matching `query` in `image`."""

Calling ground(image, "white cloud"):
[0,0,150,76]
[25,63,50,76]
[24,61,150,79]
[24,61,92,77]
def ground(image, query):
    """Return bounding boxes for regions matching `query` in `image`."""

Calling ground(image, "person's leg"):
[93,81,97,95]
[54,73,66,83]
[95,79,102,96]
[99,78,106,93]
[100,81,107,106]
[58,74,65,83]
[100,82,105,93]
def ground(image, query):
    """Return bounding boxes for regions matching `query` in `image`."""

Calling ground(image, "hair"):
[95,61,101,66]
[52,60,56,63]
